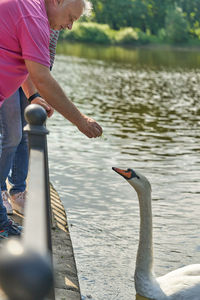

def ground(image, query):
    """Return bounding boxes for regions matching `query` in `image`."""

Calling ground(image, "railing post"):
[0,104,54,300]
[23,104,53,257]
[23,104,55,299]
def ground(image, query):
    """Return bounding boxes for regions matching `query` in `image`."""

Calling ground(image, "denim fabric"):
[8,89,29,195]
[0,89,28,226]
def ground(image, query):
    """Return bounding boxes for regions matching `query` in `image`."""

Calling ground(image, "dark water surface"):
[48,44,200,299]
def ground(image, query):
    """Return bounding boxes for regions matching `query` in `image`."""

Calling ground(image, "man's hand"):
[31,97,54,118]
[76,114,102,138]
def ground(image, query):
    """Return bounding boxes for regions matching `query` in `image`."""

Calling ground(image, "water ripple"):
[49,54,200,300]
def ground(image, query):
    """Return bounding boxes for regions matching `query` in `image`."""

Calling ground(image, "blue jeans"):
[0,89,28,226]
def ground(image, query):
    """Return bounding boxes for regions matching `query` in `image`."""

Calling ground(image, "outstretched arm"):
[21,75,54,117]
[25,59,103,138]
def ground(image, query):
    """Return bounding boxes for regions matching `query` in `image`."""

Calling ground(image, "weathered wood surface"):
[0,184,81,300]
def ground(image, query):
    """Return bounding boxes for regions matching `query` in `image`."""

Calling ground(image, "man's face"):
[49,0,83,30]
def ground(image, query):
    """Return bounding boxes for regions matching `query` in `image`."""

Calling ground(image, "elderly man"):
[0,0,103,238]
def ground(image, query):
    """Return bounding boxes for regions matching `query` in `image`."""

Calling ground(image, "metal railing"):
[0,104,55,300]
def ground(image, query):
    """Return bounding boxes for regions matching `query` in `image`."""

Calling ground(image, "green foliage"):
[137,30,161,45]
[59,22,161,46]
[115,28,139,45]
[58,0,200,46]
[137,30,152,45]
[90,0,133,30]
[157,28,167,42]
[165,6,189,44]
[176,0,200,29]
[59,22,113,44]
[192,28,200,39]
[74,23,111,44]
[189,20,200,40]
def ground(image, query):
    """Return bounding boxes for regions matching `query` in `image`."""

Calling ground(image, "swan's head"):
[112,167,151,195]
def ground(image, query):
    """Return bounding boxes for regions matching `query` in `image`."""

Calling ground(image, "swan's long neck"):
[135,190,154,278]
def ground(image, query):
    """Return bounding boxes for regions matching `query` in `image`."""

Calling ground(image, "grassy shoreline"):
[59,22,200,51]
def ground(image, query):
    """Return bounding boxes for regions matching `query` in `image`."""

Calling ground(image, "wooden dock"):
[0,184,81,300]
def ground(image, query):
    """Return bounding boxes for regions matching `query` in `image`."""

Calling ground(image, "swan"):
[112,167,200,300]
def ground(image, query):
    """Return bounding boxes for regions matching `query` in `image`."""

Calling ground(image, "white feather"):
[114,168,200,300]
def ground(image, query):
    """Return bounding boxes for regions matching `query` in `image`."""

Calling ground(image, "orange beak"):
[112,167,133,179]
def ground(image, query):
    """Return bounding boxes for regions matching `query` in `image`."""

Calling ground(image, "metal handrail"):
[0,104,55,300]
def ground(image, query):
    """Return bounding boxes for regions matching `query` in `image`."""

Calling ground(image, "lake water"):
[48,43,200,299]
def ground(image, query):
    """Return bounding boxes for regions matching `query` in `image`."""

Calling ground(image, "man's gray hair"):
[81,0,92,17]
[68,0,92,16]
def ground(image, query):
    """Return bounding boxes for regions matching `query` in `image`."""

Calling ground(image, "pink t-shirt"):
[0,0,51,106]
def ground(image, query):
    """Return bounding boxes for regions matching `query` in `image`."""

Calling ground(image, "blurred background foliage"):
[59,0,200,46]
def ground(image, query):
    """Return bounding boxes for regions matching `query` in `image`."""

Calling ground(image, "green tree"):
[90,0,134,30]
[146,0,175,34]
[165,6,189,44]
[84,0,200,44]
[177,0,200,27]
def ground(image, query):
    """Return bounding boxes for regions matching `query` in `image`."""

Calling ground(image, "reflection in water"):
[57,42,200,69]
[48,47,200,300]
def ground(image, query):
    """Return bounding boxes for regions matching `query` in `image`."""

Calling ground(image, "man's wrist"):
[28,92,41,103]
